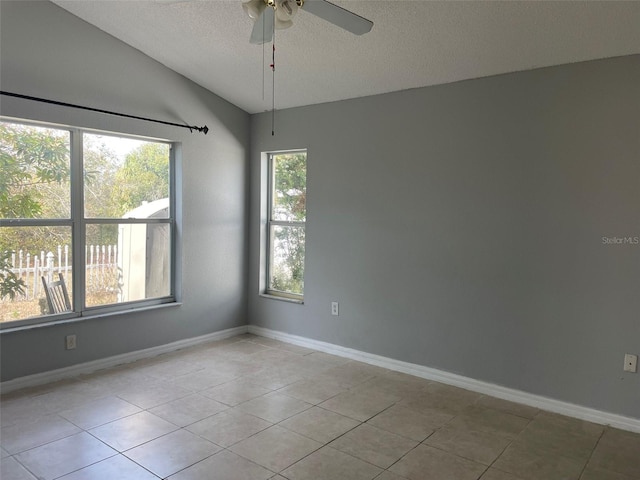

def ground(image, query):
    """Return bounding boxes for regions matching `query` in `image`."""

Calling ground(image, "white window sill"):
[259,293,304,305]
[0,302,182,334]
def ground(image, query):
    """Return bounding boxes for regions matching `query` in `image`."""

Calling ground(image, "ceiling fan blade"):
[302,0,373,35]
[250,7,275,44]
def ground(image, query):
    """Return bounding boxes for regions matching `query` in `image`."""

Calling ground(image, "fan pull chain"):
[270,21,276,136]
[262,14,265,102]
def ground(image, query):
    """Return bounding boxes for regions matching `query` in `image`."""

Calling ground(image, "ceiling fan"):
[242,0,373,45]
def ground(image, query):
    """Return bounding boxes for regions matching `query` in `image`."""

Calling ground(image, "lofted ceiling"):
[51,0,640,115]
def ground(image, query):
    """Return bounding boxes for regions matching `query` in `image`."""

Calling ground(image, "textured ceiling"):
[52,0,640,114]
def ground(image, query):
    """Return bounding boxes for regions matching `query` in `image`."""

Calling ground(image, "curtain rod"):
[0,91,209,135]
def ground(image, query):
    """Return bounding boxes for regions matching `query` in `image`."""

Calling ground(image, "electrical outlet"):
[65,334,77,350]
[331,302,339,316]
[624,354,637,373]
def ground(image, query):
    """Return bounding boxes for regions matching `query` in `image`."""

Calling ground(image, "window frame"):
[0,117,177,329]
[264,150,307,302]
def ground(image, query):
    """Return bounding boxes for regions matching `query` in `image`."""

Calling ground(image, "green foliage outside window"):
[0,123,70,299]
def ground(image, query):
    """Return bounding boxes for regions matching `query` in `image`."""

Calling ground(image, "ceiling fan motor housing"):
[245,0,374,44]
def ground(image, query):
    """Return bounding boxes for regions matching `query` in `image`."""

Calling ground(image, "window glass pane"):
[268,225,305,295]
[0,226,73,322]
[271,152,306,222]
[84,224,119,307]
[0,122,71,219]
[85,223,171,307]
[84,134,170,219]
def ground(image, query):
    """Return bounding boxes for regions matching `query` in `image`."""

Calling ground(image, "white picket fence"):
[8,245,119,301]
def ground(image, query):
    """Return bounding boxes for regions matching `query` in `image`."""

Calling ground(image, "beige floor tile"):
[445,405,530,440]
[0,396,44,428]
[580,466,637,480]
[167,369,238,392]
[229,425,322,472]
[201,379,272,406]
[57,454,160,480]
[374,471,411,480]
[125,429,221,478]
[424,424,511,465]
[329,423,418,469]
[236,392,312,423]
[358,373,429,400]
[276,343,317,355]
[389,444,487,480]
[198,357,263,377]
[532,412,604,438]
[148,393,228,427]
[245,335,288,348]
[15,432,115,480]
[319,388,398,422]
[136,359,203,379]
[588,439,640,478]
[4,379,77,398]
[89,411,178,451]
[492,442,587,480]
[474,396,539,419]
[168,449,273,480]
[279,406,360,444]
[398,383,481,416]
[242,368,306,390]
[316,364,378,389]
[1,446,9,458]
[32,382,110,414]
[213,341,272,359]
[281,446,382,480]
[367,405,450,442]
[516,416,602,461]
[278,378,349,405]
[0,456,38,480]
[59,396,141,429]
[1,414,81,454]
[288,354,342,375]
[599,427,640,451]
[116,382,191,409]
[242,349,299,368]
[302,351,352,367]
[222,334,250,343]
[479,469,524,480]
[80,367,154,392]
[186,409,272,447]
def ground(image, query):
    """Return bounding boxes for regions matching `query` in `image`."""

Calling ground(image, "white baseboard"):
[3,323,638,434]
[248,325,640,434]
[0,325,248,394]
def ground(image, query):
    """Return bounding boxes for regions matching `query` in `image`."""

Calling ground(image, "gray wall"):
[248,55,640,419]
[0,1,249,381]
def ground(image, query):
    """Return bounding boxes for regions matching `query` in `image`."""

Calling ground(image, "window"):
[0,119,175,327]
[266,151,306,300]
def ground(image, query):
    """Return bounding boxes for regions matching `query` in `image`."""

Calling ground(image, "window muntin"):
[0,119,175,326]
[266,151,306,299]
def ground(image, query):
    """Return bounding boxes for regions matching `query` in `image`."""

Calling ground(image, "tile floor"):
[1,333,639,480]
